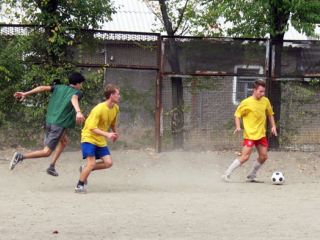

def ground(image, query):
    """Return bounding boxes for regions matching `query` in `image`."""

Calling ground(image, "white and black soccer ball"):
[271,171,285,185]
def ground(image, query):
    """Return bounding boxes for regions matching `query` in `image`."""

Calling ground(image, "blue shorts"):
[81,142,111,160]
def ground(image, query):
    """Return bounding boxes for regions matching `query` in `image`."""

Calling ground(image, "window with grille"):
[232,65,264,105]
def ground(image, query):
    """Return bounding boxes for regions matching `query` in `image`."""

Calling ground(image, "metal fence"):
[0,24,160,149]
[159,36,320,151]
[1,24,320,151]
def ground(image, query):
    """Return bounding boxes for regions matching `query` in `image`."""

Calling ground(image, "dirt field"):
[1,148,320,240]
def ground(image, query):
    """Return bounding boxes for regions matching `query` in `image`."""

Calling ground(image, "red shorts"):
[243,137,268,148]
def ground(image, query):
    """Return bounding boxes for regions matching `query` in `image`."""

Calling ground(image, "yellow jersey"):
[81,102,119,147]
[234,96,274,140]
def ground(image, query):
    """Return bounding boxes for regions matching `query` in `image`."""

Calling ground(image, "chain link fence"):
[160,37,320,151]
[0,24,160,149]
[1,24,320,151]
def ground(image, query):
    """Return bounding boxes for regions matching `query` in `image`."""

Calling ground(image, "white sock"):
[247,160,262,178]
[224,159,241,176]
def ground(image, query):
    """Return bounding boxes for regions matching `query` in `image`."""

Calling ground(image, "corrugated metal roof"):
[102,0,159,33]
[103,1,320,39]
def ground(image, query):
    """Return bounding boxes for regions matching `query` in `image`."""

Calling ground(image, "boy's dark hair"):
[104,84,119,99]
[51,79,61,86]
[254,79,266,89]
[68,72,85,85]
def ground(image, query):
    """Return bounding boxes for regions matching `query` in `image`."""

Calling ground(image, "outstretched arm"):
[71,95,85,124]
[268,115,277,136]
[14,85,52,101]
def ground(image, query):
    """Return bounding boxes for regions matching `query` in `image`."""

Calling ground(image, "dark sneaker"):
[246,175,264,183]
[79,165,88,185]
[74,185,86,193]
[9,152,23,170]
[47,166,59,177]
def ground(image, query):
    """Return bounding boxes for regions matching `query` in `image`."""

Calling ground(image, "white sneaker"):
[221,174,231,182]
[74,185,87,193]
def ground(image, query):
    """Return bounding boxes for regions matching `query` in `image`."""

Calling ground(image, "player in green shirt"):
[10,72,86,176]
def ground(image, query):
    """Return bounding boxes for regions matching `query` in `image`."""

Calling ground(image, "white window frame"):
[233,65,264,105]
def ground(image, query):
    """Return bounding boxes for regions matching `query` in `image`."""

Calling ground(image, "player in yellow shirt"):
[222,80,277,182]
[75,84,120,193]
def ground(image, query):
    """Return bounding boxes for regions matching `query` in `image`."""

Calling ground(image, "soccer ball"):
[271,171,285,185]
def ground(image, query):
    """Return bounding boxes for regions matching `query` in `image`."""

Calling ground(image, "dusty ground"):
[0,148,320,240]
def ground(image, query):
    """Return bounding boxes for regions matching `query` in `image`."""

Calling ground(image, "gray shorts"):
[44,124,65,151]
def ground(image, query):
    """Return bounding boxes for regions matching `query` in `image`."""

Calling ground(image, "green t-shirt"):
[46,85,82,128]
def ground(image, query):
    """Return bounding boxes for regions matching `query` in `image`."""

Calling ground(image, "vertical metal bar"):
[155,35,164,152]
[103,43,107,84]
[266,39,280,148]
[265,39,272,97]
[265,39,273,144]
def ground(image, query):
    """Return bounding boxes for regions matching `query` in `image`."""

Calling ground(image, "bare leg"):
[239,145,254,164]
[22,146,52,159]
[49,134,68,167]
[256,144,268,164]
[247,144,268,179]
[92,156,113,171]
[80,156,113,184]
[79,156,96,182]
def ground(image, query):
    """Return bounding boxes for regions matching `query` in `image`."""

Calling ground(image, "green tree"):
[0,0,115,146]
[3,0,115,63]
[145,0,203,35]
[194,0,320,38]
[194,0,320,73]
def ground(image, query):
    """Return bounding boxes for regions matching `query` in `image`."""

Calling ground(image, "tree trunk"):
[37,0,60,64]
[268,2,290,148]
[159,0,184,148]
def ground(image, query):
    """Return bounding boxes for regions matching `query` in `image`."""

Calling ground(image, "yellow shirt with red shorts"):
[234,96,274,147]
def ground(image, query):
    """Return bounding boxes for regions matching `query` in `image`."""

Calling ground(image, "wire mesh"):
[281,40,320,78]
[0,24,160,69]
[162,76,320,151]
[161,76,243,151]
[2,24,320,151]
[161,37,267,76]
[278,80,320,151]
[0,24,159,149]
[75,30,159,68]
[104,68,156,149]
[0,24,38,36]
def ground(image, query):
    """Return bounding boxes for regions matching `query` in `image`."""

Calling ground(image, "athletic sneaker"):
[221,174,231,182]
[74,185,86,193]
[246,175,263,183]
[79,165,88,185]
[9,152,23,170]
[47,166,59,177]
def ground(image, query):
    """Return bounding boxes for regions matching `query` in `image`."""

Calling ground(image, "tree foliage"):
[2,0,115,28]
[195,0,320,39]
[145,0,207,36]
[1,0,115,64]
[0,0,115,146]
